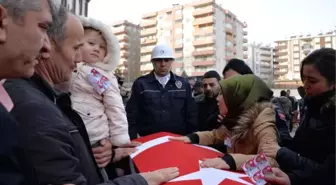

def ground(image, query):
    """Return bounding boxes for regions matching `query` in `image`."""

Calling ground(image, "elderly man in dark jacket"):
[4,5,178,185]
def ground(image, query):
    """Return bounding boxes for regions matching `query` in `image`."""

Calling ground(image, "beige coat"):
[70,16,130,146]
[196,102,279,170]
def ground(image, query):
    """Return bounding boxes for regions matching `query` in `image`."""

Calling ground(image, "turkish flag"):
[132,132,255,185]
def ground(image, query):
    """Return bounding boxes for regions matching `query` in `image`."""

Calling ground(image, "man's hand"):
[140,167,179,185]
[169,136,191,143]
[92,139,112,168]
[112,147,137,162]
[262,142,281,158]
[200,158,230,169]
[263,168,291,185]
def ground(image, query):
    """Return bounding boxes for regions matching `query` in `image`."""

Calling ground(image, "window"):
[167,11,172,15]
[175,19,183,23]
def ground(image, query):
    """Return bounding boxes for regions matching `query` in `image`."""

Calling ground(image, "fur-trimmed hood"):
[79,16,120,72]
[229,101,275,143]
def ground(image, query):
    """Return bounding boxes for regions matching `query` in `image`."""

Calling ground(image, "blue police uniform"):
[126,71,197,139]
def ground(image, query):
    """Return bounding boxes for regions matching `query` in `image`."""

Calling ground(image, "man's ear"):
[0,5,8,43]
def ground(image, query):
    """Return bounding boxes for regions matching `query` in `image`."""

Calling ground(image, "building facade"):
[247,43,274,85]
[139,0,248,77]
[274,30,336,85]
[111,21,141,82]
[55,0,89,16]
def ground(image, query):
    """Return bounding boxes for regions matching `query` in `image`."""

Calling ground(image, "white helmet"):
[151,44,175,60]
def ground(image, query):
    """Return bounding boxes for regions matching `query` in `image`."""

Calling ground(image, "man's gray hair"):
[0,0,47,22]
[47,3,69,45]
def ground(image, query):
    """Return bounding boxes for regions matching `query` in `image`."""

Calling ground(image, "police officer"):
[126,44,197,139]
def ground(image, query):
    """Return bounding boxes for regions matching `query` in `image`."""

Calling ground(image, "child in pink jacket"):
[70,16,130,147]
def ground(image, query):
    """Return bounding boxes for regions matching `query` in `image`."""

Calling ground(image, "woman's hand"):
[200,158,230,169]
[262,142,281,158]
[169,136,191,143]
[263,168,291,185]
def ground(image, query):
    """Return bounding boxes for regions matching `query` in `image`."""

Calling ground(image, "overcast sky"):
[89,0,336,44]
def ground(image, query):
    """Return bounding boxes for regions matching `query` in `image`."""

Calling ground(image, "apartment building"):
[274,30,336,85]
[247,43,274,85]
[139,0,248,77]
[56,0,90,16]
[111,21,141,82]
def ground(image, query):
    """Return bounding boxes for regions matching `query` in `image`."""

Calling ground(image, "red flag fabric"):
[132,132,255,185]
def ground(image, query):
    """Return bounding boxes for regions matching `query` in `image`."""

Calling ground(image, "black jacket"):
[194,94,221,131]
[126,71,197,139]
[4,75,147,185]
[276,90,335,185]
[0,104,25,185]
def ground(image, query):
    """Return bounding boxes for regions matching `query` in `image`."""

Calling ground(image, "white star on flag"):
[169,161,253,185]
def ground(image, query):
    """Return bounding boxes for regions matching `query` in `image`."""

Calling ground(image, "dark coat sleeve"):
[100,174,148,185]
[287,154,335,185]
[0,105,24,185]
[11,101,88,185]
[126,80,141,140]
[184,80,197,134]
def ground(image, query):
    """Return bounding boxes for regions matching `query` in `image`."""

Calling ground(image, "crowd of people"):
[0,0,335,185]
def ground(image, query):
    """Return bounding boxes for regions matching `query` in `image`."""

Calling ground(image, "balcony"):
[141,28,157,36]
[225,46,235,52]
[193,28,215,36]
[172,62,183,68]
[175,52,183,58]
[120,51,129,58]
[141,38,157,46]
[276,51,287,56]
[141,47,153,54]
[278,58,288,63]
[243,30,248,36]
[140,19,157,28]
[192,7,214,17]
[192,71,206,76]
[192,49,215,56]
[175,43,183,49]
[193,16,214,26]
[123,61,128,67]
[302,43,313,55]
[275,45,287,50]
[260,56,272,61]
[113,26,127,35]
[274,70,287,75]
[120,43,129,50]
[192,38,215,47]
[142,12,157,19]
[192,0,213,7]
[192,60,215,67]
[117,35,129,42]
